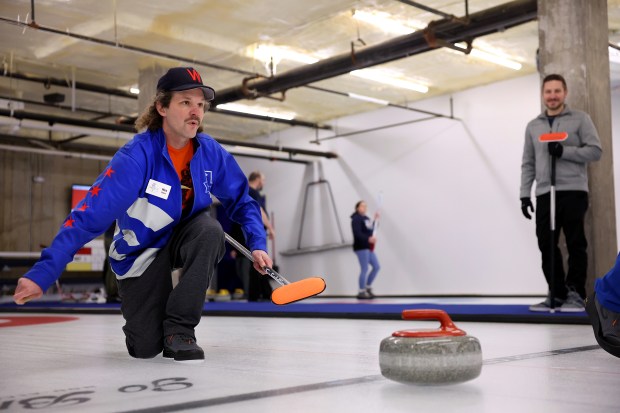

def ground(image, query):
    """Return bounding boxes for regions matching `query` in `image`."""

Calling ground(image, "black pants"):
[248,266,273,302]
[117,211,225,358]
[535,191,589,299]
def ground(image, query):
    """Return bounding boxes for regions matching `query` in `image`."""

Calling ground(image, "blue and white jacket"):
[24,128,266,292]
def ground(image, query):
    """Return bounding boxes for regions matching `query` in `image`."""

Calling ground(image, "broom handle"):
[549,154,556,311]
[224,233,289,286]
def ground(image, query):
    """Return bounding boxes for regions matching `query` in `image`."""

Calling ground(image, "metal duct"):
[213,0,537,106]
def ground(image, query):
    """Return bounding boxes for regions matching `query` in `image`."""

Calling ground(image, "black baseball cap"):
[156,67,215,101]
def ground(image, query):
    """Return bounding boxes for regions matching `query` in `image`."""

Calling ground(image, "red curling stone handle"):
[392,309,467,338]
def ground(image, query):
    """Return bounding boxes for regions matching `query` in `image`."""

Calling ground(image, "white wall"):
[234,73,620,296]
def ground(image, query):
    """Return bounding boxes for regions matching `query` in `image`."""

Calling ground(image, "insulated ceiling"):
[0,0,619,153]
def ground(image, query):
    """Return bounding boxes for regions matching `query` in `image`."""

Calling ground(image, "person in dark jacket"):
[351,200,380,299]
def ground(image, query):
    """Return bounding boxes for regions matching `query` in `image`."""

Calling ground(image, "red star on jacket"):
[104,167,115,178]
[78,204,88,211]
[64,217,75,228]
[89,185,102,196]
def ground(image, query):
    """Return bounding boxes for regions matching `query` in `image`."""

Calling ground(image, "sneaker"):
[232,288,245,300]
[357,289,372,299]
[214,289,231,302]
[366,287,376,298]
[585,292,620,358]
[163,334,204,362]
[560,289,585,312]
[205,289,217,301]
[529,295,565,312]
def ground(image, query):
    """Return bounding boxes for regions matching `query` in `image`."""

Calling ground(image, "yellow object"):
[232,288,244,299]
[66,262,92,271]
[214,289,231,302]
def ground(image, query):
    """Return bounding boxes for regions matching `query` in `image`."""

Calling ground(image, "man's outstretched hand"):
[13,277,43,305]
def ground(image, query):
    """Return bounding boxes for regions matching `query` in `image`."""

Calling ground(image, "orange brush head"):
[539,132,568,142]
[270,277,326,305]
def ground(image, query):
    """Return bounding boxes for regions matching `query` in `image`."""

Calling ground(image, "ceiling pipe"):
[305,85,457,119]
[0,70,136,98]
[215,138,337,159]
[0,95,127,119]
[213,0,537,106]
[0,111,338,159]
[210,108,331,130]
[0,142,113,161]
[395,0,457,19]
[0,109,134,133]
[0,141,312,165]
[0,71,329,129]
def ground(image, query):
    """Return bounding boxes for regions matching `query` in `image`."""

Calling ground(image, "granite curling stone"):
[379,309,482,385]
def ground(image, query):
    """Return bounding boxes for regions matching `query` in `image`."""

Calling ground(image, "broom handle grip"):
[224,233,289,286]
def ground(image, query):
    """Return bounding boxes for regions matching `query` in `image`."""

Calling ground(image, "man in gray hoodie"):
[520,74,602,312]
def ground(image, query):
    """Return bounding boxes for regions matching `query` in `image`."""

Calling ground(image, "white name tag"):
[145,179,171,200]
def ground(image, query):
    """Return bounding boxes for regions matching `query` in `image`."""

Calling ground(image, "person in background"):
[13,67,271,362]
[351,200,380,299]
[246,171,275,302]
[520,73,602,312]
[211,203,245,301]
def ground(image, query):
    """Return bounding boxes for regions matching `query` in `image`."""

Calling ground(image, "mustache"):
[186,116,201,122]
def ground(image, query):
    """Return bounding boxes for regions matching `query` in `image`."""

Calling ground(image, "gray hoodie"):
[520,104,602,198]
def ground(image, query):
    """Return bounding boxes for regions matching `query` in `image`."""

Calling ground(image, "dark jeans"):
[535,191,589,299]
[117,211,225,358]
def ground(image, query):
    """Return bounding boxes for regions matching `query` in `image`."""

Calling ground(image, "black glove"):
[521,197,534,220]
[548,142,563,158]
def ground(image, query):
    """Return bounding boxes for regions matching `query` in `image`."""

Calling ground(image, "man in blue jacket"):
[13,67,271,362]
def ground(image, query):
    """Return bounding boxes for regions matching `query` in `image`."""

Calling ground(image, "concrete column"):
[137,64,168,115]
[538,0,616,292]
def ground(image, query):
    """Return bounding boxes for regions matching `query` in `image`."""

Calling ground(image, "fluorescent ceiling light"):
[454,42,522,70]
[469,49,522,70]
[352,9,424,35]
[348,93,390,105]
[350,69,429,93]
[252,44,319,65]
[217,103,297,120]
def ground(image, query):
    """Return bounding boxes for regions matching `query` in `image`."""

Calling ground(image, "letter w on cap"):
[186,68,202,83]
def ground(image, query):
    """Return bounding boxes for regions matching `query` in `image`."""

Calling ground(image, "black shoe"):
[163,334,205,362]
[357,290,372,299]
[365,287,376,298]
[585,293,620,358]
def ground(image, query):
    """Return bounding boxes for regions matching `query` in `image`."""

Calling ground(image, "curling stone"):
[379,309,482,385]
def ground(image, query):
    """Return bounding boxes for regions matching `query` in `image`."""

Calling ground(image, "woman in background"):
[351,200,380,299]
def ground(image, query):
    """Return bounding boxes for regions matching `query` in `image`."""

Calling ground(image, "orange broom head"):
[539,132,568,142]
[271,277,326,305]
